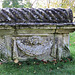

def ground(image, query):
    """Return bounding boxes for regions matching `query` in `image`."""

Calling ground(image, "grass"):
[70,32,75,60]
[0,32,75,75]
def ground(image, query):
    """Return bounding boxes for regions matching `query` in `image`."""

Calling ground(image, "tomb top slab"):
[0,8,73,24]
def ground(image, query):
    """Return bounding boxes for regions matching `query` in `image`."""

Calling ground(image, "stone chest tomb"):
[0,8,75,61]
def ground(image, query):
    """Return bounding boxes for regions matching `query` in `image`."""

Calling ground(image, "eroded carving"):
[16,36,53,56]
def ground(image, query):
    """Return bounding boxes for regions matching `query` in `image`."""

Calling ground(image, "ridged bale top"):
[0,8,73,24]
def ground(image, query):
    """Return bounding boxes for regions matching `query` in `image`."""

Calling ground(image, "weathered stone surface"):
[0,8,73,23]
[0,35,12,61]
[0,8,74,61]
[0,24,75,61]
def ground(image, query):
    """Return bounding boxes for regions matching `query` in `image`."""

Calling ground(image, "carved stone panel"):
[12,34,70,61]
[0,35,12,61]
[12,35,54,61]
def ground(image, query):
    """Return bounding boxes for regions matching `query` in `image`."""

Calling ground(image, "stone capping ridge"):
[0,22,75,26]
[0,8,73,25]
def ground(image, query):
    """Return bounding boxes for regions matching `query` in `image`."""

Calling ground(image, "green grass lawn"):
[0,32,75,75]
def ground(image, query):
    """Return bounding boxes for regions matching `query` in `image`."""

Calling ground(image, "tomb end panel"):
[12,33,70,61]
[12,34,54,61]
